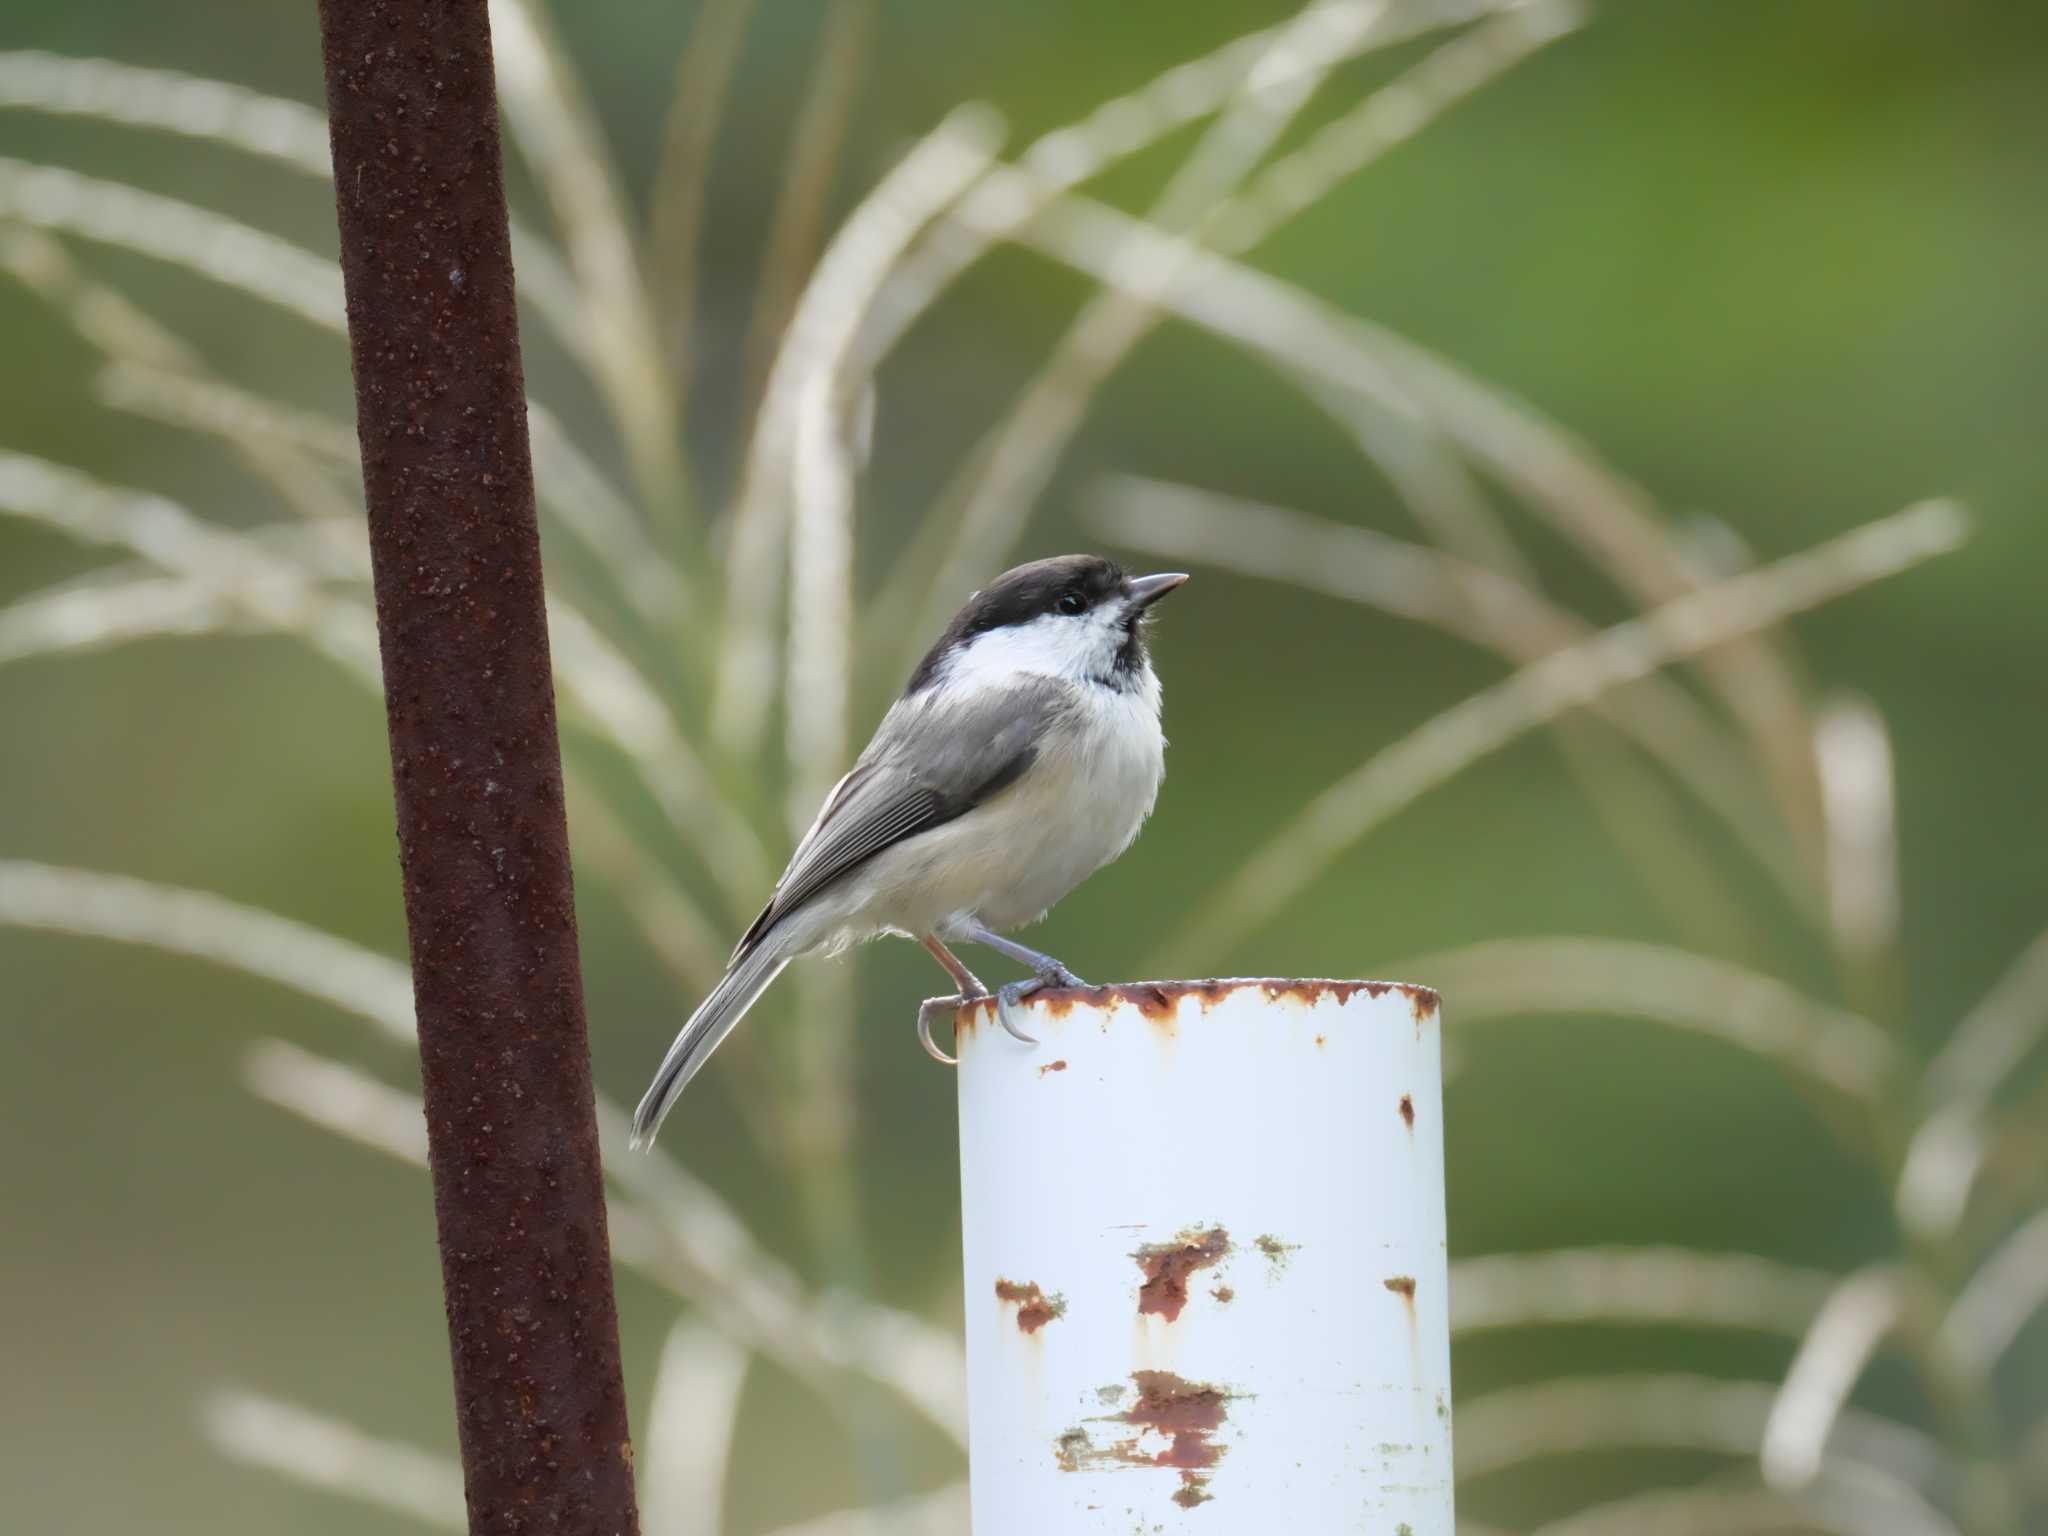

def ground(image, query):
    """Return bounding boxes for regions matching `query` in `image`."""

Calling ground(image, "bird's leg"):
[920,934,988,999]
[953,920,1090,1045]
[914,935,988,1067]
[958,922,1090,990]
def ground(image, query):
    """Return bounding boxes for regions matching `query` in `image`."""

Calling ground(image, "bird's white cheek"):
[939,609,1143,690]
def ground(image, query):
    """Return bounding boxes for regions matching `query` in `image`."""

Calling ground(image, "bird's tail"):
[631,940,790,1150]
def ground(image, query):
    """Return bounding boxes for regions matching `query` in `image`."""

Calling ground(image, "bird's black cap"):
[904,555,1131,695]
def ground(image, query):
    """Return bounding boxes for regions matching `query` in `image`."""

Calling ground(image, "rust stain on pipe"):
[1128,1369,1228,1509]
[1134,1226,1231,1322]
[956,978,1441,1033]
[1254,1233,1299,1274]
[1054,1370,1236,1507]
[994,1278,1066,1334]
[1399,1093,1415,1130]
[314,4,638,1531]
[1124,1369,1228,1455]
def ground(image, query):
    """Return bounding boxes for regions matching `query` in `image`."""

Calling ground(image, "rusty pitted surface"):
[1054,1370,1236,1507]
[1124,1370,1228,1458]
[994,1278,1066,1334]
[1134,1226,1231,1322]
[1399,1093,1416,1129]
[315,4,637,1532]
[955,977,1440,1036]
[1384,1275,1418,1302]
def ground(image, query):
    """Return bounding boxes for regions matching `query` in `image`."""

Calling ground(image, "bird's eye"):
[1056,591,1087,616]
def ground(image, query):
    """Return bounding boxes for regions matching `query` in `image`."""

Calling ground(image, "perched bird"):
[631,554,1187,1148]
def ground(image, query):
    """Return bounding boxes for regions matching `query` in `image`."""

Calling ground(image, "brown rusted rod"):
[314,4,640,1531]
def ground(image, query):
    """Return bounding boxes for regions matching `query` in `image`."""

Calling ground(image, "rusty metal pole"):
[955,979,1452,1532]
[314,4,640,1532]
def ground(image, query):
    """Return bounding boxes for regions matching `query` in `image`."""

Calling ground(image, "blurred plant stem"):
[489,0,692,525]
[1897,1266,2023,1536]
[783,959,912,1507]
[739,0,876,435]
[649,0,761,400]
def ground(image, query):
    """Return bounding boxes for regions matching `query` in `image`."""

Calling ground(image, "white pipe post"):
[955,978,1450,1534]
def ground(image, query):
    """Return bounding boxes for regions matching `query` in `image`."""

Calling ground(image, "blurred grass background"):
[1,0,2043,1532]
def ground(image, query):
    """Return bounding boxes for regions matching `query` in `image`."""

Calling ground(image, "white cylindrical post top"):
[955,978,1450,1535]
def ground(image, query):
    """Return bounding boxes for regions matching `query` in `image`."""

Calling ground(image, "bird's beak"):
[1125,571,1189,611]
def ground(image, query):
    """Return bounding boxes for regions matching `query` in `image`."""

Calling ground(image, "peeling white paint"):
[956,979,1452,1533]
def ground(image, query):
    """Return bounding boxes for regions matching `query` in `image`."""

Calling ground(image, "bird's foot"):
[917,983,988,1067]
[994,962,1089,1045]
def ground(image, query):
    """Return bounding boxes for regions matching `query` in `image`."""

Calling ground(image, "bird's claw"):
[917,987,987,1067]
[993,979,1041,1044]
[994,962,1088,1046]
[923,954,1088,1056]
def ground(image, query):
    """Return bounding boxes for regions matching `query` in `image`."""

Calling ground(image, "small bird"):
[630,554,1187,1148]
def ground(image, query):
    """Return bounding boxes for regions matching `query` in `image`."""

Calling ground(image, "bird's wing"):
[734,679,1069,956]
